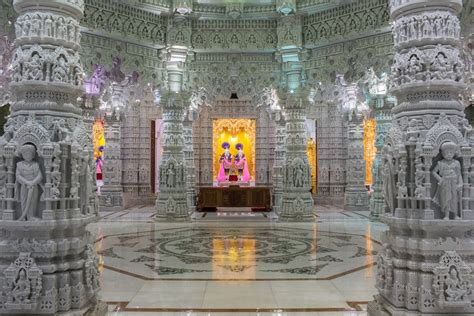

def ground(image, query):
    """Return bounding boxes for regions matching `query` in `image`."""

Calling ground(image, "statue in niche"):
[166,164,176,188]
[217,142,232,182]
[25,53,43,81]
[52,55,68,82]
[294,166,304,188]
[44,15,53,37]
[15,144,43,221]
[445,266,471,301]
[11,268,31,303]
[432,141,463,220]
[383,150,396,213]
[234,143,250,182]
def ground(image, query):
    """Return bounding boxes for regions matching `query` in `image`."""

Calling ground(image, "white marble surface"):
[89,206,384,315]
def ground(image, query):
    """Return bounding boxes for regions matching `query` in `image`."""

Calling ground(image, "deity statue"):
[52,55,68,82]
[15,144,43,221]
[25,53,43,81]
[234,143,250,182]
[217,142,232,182]
[432,141,463,220]
[11,268,31,303]
[445,266,470,301]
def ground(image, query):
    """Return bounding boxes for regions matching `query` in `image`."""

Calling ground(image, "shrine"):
[0,0,472,315]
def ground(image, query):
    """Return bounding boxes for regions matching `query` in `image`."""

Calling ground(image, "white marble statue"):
[15,144,43,221]
[432,141,463,220]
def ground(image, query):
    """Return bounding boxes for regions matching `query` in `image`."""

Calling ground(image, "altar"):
[197,186,272,211]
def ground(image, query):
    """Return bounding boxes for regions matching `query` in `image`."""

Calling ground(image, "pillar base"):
[155,193,189,222]
[279,191,314,222]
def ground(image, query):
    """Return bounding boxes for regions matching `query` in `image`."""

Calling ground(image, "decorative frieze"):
[82,0,167,45]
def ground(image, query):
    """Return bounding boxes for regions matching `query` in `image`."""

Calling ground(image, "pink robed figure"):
[234,143,250,182]
[217,142,233,182]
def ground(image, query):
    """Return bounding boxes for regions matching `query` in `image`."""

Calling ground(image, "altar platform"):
[197,186,272,211]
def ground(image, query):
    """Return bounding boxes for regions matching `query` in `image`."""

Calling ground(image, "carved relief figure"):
[432,142,463,219]
[294,165,304,188]
[25,53,43,81]
[445,266,470,301]
[57,17,66,39]
[421,15,432,37]
[11,268,31,303]
[406,54,421,81]
[15,144,43,221]
[44,15,53,37]
[52,55,68,82]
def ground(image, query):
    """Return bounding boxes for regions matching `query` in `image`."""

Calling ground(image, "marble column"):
[344,111,369,211]
[360,70,397,219]
[271,112,286,214]
[279,90,314,221]
[100,113,123,211]
[155,91,189,220]
[0,0,105,314]
[368,0,474,314]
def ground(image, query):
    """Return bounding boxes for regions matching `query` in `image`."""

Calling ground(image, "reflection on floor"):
[89,205,386,315]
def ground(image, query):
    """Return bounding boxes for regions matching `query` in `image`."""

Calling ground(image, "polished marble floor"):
[89,205,386,315]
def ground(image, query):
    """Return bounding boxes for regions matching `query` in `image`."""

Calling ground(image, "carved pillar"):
[361,71,397,219]
[155,91,188,220]
[0,0,105,314]
[344,111,369,211]
[279,90,314,221]
[368,1,474,314]
[100,113,123,211]
[271,112,286,214]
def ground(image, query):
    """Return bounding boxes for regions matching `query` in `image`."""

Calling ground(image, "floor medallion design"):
[97,225,380,280]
